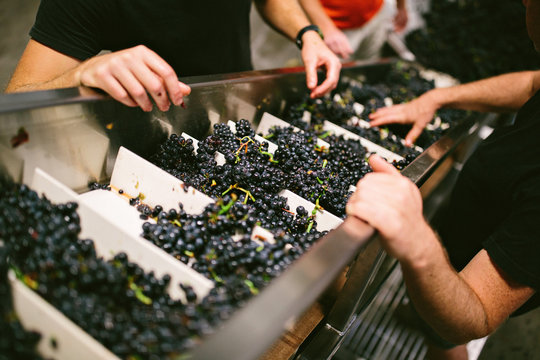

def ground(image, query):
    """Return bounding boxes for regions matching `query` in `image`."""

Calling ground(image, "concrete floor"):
[0,0,39,90]
[1,1,539,359]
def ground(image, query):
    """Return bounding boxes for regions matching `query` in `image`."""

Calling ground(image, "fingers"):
[405,124,425,146]
[339,37,353,59]
[301,32,341,98]
[346,176,400,230]
[368,106,409,127]
[79,45,190,112]
[79,67,139,108]
[368,154,400,175]
[335,42,352,60]
[96,75,138,108]
[304,58,318,92]
[111,62,155,111]
[310,58,340,98]
[326,34,353,60]
[129,60,171,111]
[143,53,191,106]
[347,170,422,242]
[368,101,431,146]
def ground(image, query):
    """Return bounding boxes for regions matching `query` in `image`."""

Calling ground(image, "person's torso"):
[319,0,384,29]
[107,0,253,76]
[439,90,540,315]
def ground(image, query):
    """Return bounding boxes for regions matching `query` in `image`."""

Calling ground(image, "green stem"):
[244,279,259,295]
[259,148,279,164]
[129,282,152,305]
[319,131,332,139]
[218,194,237,215]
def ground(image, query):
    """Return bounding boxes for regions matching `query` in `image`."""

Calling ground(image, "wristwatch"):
[295,25,324,49]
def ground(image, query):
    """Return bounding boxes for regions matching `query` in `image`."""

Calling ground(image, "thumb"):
[368,154,400,175]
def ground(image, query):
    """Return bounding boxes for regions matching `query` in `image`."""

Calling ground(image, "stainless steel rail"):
[190,218,375,360]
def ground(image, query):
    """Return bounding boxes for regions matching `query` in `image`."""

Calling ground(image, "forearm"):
[6,66,80,93]
[299,0,337,34]
[427,70,540,113]
[254,0,311,40]
[5,40,82,93]
[399,226,490,344]
[396,0,406,10]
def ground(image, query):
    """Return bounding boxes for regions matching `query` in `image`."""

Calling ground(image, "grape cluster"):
[284,62,469,152]
[405,0,539,83]
[0,181,265,359]
[152,117,366,220]
[265,125,369,216]
[0,246,43,360]
[140,198,322,288]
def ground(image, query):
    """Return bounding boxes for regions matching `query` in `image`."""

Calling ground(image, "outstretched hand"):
[75,45,191,112]
[324,27,353,60]
[368,93,439,146]
[393,6,408,33]
[346,155,431,262]
[301,31,342,98]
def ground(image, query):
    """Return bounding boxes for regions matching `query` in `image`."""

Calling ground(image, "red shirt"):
[320,0,384,29]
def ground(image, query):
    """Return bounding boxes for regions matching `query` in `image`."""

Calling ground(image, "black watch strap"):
[295,25,324,50]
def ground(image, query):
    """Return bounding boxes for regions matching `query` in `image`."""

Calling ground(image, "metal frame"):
[0,59,488,360]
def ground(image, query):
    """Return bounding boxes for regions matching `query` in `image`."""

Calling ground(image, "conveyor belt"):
[333,263,488,360]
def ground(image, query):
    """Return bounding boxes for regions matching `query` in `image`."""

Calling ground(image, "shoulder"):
[31,0,118,60]
[34,0,114,20]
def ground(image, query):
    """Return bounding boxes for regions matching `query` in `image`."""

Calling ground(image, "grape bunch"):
[152,117,368,219]
[283,62,470,152]
[0,180,266,359]
[0,246,43,360]
[405,0,538,83]
[140,197,323,288]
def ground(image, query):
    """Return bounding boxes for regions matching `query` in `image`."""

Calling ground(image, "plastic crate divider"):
[110,146,214,214]
[322,120,405,163]
[77,190,214,300]
[344,116,424,153]
[32,167,214,301]
[176,133,277,245]
[279,189,343,232]
[9,271,119,360]
[227,119,342,229]
[181,132,227,165]
[256,112,331,149]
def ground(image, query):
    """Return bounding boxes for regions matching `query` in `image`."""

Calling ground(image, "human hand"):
[75,45,191,112]
[346,155,432,262]
[301,31,342,98]
[393,7,408,33]
[368,92,439,146]
[323,27,353,60]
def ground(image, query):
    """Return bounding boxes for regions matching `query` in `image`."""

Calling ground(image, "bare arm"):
[6,40,190,112]
[369,70,540,145]
[299,0,353,59]
[427,70,540,112]
[394,0,408,32]
[6,39,82,92]
[346,155,535,343]
[402,238,533,343]
[254,0,341,97]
